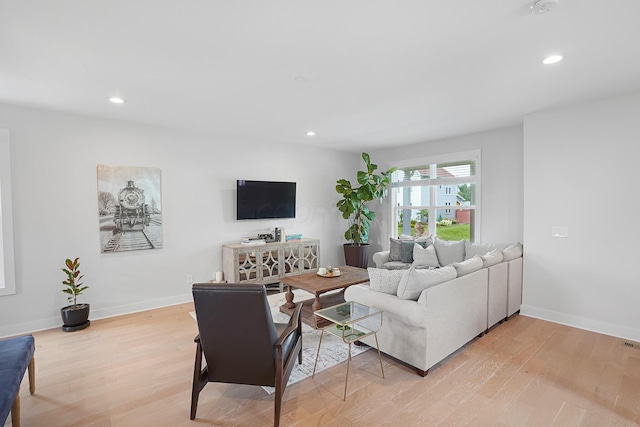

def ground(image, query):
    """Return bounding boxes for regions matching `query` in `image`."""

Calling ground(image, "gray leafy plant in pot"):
[336,152,396,268]
[60,257,91,332]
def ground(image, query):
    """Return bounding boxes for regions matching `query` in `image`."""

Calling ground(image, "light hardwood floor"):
[11,303,640,426]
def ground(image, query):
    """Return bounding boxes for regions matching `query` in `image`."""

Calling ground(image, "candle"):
[215,271,223,282]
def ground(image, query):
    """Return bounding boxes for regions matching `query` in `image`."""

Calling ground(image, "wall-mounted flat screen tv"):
[236,180,296,220]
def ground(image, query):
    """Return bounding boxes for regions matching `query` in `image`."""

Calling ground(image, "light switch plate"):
[551,227,568,238]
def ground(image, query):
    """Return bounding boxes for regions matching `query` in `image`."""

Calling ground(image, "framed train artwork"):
[97,165,163,253]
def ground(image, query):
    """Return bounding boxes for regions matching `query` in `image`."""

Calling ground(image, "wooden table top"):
[279,265,369,294]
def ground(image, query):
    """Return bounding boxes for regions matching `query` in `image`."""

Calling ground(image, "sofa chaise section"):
[345,268,488,376]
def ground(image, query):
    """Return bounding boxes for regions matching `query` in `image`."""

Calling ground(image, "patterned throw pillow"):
[412,244,439,268]
[367,267,407,295]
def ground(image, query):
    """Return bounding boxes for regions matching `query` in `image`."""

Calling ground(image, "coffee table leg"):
[284,285,295,309]
[312,293,323,311]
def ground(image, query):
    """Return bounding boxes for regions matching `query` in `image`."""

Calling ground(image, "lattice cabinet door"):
[258,246,280,283]
[231,247,261,282]
[299,241,319,272]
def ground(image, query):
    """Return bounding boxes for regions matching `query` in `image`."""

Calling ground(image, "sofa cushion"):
[368,268,406,295]
[412,243,440,268]
[396,266,457,300]
[481,249,504,267]
[381,261,411,270]
[433,238,466,266]
[464,242,511,260]
[452,255,483,276]
[502,242,523,261]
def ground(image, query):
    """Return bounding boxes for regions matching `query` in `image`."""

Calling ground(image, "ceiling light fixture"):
[531,0,558,14]
[543,54,564,65]
[109,97,125,104]
[306,131,316,137]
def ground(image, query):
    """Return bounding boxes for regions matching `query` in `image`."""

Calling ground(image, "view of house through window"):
[390,150,480,242]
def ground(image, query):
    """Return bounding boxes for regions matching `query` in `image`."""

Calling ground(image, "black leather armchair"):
[190,283,303,426]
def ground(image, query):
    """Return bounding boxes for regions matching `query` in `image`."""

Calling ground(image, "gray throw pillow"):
[401,239,427,263]
[396,266,457,300]
[412,243,439,268]
[368,267,407,295]
[433,238,466,266]
[389,238,403,261]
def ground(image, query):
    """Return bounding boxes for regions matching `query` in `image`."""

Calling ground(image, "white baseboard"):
[0,293,193,339]
[521,304,640,343]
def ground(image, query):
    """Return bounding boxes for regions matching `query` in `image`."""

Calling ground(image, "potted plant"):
[60,257,90,332]
[336,152,396,268]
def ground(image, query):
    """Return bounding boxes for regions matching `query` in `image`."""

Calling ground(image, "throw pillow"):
[412,243,439,268]
[415,235,434,248]
[464,242,510,260]
[396,266,457,300]
[389,238,403,261]
[401,239,428,263]
[433,238,466,266]
[452,255,483,276]
[502,242,523,261]
[481,249,504,267]
[367,267,406,295]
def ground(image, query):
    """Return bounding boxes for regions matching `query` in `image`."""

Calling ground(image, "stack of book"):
[241,238,266,245]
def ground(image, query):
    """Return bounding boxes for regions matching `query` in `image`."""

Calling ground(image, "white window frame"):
[0,129,16,296]
[389,149,481,242]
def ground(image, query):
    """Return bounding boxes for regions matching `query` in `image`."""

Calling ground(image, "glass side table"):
[312,301,385,400]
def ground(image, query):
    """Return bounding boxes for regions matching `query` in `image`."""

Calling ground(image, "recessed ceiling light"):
[306,131,316,137]
[543,54,564,65]
[109,97,125,104]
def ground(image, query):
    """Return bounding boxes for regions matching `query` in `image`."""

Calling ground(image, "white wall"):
[0,103,356,337]
[522,90,640,342]
[370,125,524,252]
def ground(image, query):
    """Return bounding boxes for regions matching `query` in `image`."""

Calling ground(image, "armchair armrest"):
[372,251,391,268]
[274,303,302,349]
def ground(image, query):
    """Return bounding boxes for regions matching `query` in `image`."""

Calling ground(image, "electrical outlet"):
[186,274,193,284]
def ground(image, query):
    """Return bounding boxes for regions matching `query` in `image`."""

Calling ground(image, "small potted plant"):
[60,257,90,332]
[336,153,396,268]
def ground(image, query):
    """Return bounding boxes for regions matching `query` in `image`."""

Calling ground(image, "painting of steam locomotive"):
[97,165,163,253]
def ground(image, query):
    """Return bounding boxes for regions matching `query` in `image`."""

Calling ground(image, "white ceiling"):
[1,1,640,153]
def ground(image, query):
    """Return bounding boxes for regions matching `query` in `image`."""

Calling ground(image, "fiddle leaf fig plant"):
[62,257,88,306]
[336,152,396,245]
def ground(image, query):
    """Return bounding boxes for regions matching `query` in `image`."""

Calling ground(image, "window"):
[390,150,480,242]
[0,129,16,296]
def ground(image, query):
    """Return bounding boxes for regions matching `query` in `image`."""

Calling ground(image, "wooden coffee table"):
[279,265,369,328]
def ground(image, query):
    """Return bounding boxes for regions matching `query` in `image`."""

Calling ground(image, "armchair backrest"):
[192,283,279,386]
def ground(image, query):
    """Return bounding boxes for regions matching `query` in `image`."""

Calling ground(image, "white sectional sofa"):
[344,238,523,376]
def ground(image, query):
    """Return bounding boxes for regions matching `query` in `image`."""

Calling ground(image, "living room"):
[1,1,640,425]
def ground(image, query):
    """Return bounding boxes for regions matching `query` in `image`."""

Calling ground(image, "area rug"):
[189,289,369,395]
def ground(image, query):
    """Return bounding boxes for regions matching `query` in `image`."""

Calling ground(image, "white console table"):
[222,238,320,290]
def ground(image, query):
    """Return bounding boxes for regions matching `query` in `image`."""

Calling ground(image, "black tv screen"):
[236,180,296,220]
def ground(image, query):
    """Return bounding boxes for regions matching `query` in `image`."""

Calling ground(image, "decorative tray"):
[317,271,341,278]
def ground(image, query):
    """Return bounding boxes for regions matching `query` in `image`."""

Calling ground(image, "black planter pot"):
[343,243,369,269]
[61,303,91,332]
